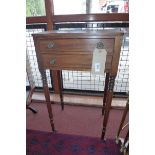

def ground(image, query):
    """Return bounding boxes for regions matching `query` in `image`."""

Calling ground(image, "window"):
[53,0,128,15]
[53,0,86,15]
[26,0,46,17]
[26,0,128,17]
[99,0,129,13]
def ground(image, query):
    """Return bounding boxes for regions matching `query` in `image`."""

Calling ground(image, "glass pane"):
[91,0,129,13]
[53,0,128,15]
[26,0,46,17]
[53,0,86,15]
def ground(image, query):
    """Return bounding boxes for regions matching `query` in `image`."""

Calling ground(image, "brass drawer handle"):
[50,58,56,65]
[96,42,104,49]
[48,42,54,48]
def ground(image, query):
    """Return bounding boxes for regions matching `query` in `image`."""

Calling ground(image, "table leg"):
[116,99,129,141]
[58,70,64,110]
[41,69,55,132]
[101,75,116,140]
[123,130,129,148]
[50,70,64,110]
[102,73,110,115]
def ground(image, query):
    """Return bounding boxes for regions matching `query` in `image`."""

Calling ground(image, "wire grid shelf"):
[26,28,52,88]
[26,24,129,93]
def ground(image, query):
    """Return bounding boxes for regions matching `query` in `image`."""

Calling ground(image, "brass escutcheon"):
[48,42,54,48]
[50,58,56,65]
[96,42,104,49]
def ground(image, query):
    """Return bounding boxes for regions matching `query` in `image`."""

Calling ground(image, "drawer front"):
[41,53,92,70]
[39,38,114,54]
[40,52,112,72]
[37,38,114,72]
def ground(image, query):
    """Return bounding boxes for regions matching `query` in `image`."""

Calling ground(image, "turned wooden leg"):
[58,70,64,110]
[50,70,64,110]
[50,70,54,90]
[101,91,113,140]
[41,69,55,132]
[26,86,37,114]
[102,73,110,115]
[123,130,129,147]
[101,75,116,140]
[116,99,129,140]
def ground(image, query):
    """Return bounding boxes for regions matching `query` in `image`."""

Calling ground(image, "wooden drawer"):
[32,30,123,73]
[39,38,114,54]
[40,52,113,72]
[41,53,92,71]
[38,38,114,72]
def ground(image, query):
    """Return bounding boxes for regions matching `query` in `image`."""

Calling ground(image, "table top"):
[32,30,123,39]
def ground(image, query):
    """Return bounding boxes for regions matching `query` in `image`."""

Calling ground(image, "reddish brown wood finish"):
[58,70,64,110]
[111,34,123,75]
[27,0,126,140]
[39,38,114,53]
[26,16,47,24]
[45,0,54,30]
[33,30,120,38]
[102,73,110,115]
[33,34,55,132]
[26,13,129,24]
[44,0,61,94]
[41,53,92,70]
[53,13,129,23]
[38,38,113,72]
[42,71,55,131]
[101,84,114,139]
[34,31,116,72]
[123,130,129,146]
[116,99,129,138]
[26,86,35,106]
[33,30,123,139]
[101,34,123,139]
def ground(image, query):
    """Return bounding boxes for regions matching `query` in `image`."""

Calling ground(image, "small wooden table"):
[32,30,123,139]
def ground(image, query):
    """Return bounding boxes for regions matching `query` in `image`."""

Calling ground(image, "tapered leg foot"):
[50,120,55,132]
[102,107,105,115]
[101,127,106,140]
[61,102,64,110]
[52,130,57,133]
